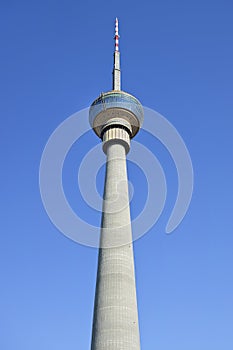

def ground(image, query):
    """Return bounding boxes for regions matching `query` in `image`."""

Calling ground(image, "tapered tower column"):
[89,19,144,350]
[91,129,140,350]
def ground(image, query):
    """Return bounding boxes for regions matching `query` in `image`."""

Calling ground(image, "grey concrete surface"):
[91,135,141,350]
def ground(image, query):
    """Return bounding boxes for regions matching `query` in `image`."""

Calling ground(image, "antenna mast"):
[113,18,121,90]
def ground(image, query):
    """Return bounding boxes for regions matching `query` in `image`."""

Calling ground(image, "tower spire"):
[113,17,121,90]
[114,17,119,52]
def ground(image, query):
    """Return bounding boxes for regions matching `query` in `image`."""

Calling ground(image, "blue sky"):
[1,0,233,349]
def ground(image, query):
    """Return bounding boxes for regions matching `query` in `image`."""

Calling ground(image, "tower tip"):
[114,17,119,52]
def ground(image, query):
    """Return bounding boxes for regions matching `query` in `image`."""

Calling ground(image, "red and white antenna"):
[113,18,121,90]
[114,17,119,52]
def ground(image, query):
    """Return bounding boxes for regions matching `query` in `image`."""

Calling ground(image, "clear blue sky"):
[1,0,233,349]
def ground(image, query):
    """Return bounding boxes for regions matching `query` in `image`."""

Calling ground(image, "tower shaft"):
[91,130,141,350]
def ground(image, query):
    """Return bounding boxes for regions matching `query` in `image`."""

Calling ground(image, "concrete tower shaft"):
[91,141,141,350]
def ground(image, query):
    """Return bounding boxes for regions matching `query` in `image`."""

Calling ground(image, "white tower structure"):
[89,18,144,350]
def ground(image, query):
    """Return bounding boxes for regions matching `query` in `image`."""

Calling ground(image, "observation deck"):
[89,90,144,139]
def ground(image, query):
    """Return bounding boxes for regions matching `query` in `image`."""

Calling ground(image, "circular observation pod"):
[89,91,144,138]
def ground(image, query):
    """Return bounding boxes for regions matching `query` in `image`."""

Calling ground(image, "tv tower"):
[89,18,143,350]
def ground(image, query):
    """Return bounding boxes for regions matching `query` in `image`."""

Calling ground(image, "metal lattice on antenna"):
[113,17,121,90]
[114,17,119,51]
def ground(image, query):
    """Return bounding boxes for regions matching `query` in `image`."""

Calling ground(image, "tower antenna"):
[113,17,121,90]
